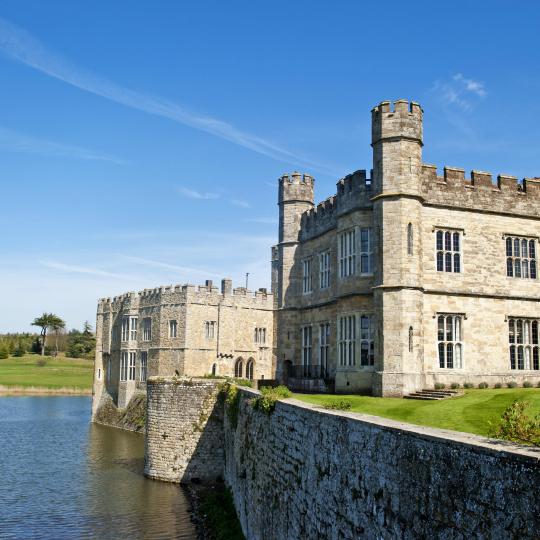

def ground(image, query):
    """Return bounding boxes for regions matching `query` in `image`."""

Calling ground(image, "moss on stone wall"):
[94,393,146,433]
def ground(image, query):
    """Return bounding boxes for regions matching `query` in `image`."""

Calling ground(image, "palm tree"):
[31,313,65,356]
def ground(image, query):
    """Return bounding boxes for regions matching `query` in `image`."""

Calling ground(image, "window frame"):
[435,229,462,274]
[254,327,267,345]
[338,228,357,279]
[508,317,539,370]
[140,351,148,381]
[169,319,178,338]
[359,227,373,276]
[437,314,464,369]
[142,317,152,341]
[205,321,216,340]
[120,351,128,381]
[301,325,312,368]
[129,317,138,341]
[319,251,330,289]
[302,258,313,294]
[128,352,136,380]
[319,322,330,376]
[505,236,537,280]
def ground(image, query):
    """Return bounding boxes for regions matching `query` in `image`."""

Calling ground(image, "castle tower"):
[274,172,314,308]
[371,100,425,396]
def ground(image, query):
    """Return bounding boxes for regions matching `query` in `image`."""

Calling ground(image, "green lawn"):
[292,389,540,437]
[0,354,93,390]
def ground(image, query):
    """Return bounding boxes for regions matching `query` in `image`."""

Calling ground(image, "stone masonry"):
[273,99,540,395]
[145,381,540,539]
[92,278,273,417]
[94,98,540,405]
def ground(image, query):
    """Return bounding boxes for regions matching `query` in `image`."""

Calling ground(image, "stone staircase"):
[404,388,461,400]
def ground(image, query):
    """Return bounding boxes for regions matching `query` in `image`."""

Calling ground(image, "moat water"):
[0,396,197,539]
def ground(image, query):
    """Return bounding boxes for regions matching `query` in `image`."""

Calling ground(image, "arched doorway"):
[246,358,255,380]
[234,358,243,378]
[211,363,217,376]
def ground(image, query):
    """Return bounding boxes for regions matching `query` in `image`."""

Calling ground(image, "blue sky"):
[1,0,539,332]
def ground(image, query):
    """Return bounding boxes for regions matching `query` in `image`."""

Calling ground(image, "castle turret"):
[371,99,423,195]
[274,172,314,307]
[371,100,425,396]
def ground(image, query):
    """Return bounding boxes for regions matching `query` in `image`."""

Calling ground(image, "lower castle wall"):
[144,379,224,483]
[145,381,540,539]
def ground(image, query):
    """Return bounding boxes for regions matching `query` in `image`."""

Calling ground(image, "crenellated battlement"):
[371,99,423,146]
[422,164,540,217]
[279,171,314,187]
[98,278,273,309]
[278,171,315,207]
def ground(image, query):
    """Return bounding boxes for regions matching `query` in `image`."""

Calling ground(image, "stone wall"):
[144,379,224,483]
[93,391,147,433]
[145,381,540,539]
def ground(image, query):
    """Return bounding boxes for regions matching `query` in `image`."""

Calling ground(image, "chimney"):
[221,278,232,295]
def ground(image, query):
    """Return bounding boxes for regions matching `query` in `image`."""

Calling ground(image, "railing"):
[290,364,330,380]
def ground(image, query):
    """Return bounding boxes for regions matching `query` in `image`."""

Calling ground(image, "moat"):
[0,396,197,539]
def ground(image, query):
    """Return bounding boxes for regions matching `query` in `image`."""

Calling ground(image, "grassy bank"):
[0,353,93,392]
[293,388,540,437]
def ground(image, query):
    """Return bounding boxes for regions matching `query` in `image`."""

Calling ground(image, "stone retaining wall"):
[145,380,540,539]
[144,379,224,483]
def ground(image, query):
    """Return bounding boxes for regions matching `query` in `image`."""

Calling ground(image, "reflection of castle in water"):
[85,423,197,539]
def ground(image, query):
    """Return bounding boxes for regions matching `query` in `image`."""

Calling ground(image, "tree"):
[13,342,25,357]
[66,323,96,359]
[49,315,66,357]
[0,345,9,359]
[31,313,64,356]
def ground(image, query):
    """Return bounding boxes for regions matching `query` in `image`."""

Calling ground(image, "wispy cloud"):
[230,198,251,208]
[453,73,486,97]
[120,255,222,279]
[176,186,219,200]
[0,16,339,176]
[432,73,487,111]
[40,260,132,279]
[0,126,125,163]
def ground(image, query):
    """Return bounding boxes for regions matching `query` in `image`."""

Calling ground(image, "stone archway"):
[246,358,255,380]
[234,357,244,378]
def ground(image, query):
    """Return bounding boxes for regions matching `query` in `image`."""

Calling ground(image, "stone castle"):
[93,99,540,413]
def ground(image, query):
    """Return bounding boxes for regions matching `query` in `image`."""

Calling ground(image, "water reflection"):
[0,396,197,539]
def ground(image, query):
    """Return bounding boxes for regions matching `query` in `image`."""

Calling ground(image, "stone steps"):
[404,389,460,400]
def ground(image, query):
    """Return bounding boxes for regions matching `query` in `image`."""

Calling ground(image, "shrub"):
[478,382,489,389]
[36,358,47,367]
[434,382,445,390]
[507,381,518,388]
[489,400,540,447]
[494,382,502,389]
[222,384,240,428]
[323,400,352,411]
[13,343,25,357]
[450,382,460,389]
[463,382,474,389]
[523,381,533,388]
[229,378,253,388]
[252,385,291,414]
[0,346,9,359]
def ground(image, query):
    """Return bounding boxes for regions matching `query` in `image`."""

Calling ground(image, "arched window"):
[407,223,413,255]
[211,363,217,376]
[246,359,254,380]
[234,358,243,378]
[408,326,413,352]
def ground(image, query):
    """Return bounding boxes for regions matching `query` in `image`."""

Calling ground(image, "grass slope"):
[0,354,93,390]
[293,389,540,437]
